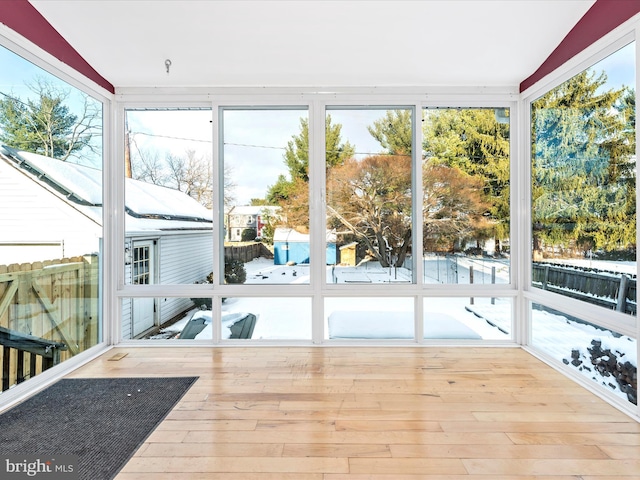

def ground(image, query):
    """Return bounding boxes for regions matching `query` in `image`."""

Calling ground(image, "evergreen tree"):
[266,115,354,229]
[0,78,100,161]
[531,70,635,256]
[423,108,510,254]
[367,109,413,156]
[279,114,355,184]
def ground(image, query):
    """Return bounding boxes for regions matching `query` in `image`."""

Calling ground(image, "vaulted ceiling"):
[26,0,598,92]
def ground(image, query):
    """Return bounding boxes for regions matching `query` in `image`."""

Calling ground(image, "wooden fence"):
[532,263,637,315]
[224,242,273,263]
[0,255,99,392]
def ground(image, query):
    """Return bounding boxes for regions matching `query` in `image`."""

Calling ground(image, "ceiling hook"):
[165,59,172,74]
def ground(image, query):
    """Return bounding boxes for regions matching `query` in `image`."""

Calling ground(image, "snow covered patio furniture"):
[328,310,482,340]
[179,311,257,340]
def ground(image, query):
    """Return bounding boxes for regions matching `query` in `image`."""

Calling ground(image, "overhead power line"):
[131,131,397,157]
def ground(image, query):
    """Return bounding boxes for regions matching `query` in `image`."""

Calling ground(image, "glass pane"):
[0,45,102,391]
[124,109,213,288]
[422,108,510,284]
[531,42,636,317]
[326,108,413,284]
[325,297,414,339]
[222,297,312,340]
[122,297,212,340]
[127,295,312,341]
[424,297,511,340]
[222,108,309,285]
[531,302,637,406]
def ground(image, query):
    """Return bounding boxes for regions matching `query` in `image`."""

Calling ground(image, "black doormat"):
[0,377,198,480]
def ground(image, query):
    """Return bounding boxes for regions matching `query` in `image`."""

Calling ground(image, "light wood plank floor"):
[67,347,640,479]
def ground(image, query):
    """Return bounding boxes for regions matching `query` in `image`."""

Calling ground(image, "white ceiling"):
[29,0,595,90]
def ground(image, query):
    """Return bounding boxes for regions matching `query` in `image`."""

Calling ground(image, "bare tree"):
[327,154,412,267]
[129,145,236,209]
[130,146,167,185]
[166,150,213,208]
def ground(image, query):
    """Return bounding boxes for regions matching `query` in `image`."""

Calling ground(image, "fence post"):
[542,264,550,290]
[491,266,496,305]
[83,255,100,347]
[469,265,474,305]
[616,274,629,313]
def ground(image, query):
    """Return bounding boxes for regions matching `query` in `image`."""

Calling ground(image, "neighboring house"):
[273,227,337,265]
[0,145,213,339]
[226,205,280,242]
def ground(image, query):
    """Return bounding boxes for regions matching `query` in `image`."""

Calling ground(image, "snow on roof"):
[126,178,211,220]
[16,149,103,205]
[227,205,280,216]
[1,145,212,226]
[274,227,336,242]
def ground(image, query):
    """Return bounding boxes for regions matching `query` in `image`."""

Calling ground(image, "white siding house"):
[0,146,103,264]
[0,145,213,339]
[226,205,280,242]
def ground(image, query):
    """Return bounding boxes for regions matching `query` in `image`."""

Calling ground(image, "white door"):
[132,240,156,337]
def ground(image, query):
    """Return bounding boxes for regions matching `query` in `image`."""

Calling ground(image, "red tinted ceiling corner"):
[0,0,114,93]
[520,0,640,93]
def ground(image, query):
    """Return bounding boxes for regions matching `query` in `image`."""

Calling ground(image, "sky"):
[595,41,636,91]
[127,107,391,206]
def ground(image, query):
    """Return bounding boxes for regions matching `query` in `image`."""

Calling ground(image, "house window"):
[123,108,213,287]
[132,245,151,285]
[119,102,514,343]
[528,41,637,407]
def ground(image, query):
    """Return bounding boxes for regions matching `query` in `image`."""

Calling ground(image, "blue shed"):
[273,228,337,265]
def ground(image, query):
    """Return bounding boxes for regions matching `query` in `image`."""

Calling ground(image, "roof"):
[0,145,213,231]
[274,227,336,243]
[227,206,280,216]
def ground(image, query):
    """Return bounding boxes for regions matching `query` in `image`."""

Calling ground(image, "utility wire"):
[131,130,399,157]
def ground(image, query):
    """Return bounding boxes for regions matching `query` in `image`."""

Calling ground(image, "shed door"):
[132,240,156,337]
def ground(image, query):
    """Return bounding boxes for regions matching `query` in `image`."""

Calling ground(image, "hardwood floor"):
[67,347,640,479]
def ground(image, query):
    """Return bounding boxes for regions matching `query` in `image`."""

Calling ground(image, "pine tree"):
[266,115,354,229]
[0,78,100,161]
[532,70,635,257]
[367,109,413,156]
[423,108,510,254]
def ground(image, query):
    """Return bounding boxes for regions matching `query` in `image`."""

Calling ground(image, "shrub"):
[241,228,258,242]
[224,257,246,284]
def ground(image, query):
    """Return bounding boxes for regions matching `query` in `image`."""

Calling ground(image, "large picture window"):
[531,42,636,317]
[123,108,213,339]
[422,108,510,285]
[117,102,514,343]
[325,108,414,284]
[0,44,103,389]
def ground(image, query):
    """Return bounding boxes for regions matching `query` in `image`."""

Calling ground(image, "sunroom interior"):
[0,0,639,430]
